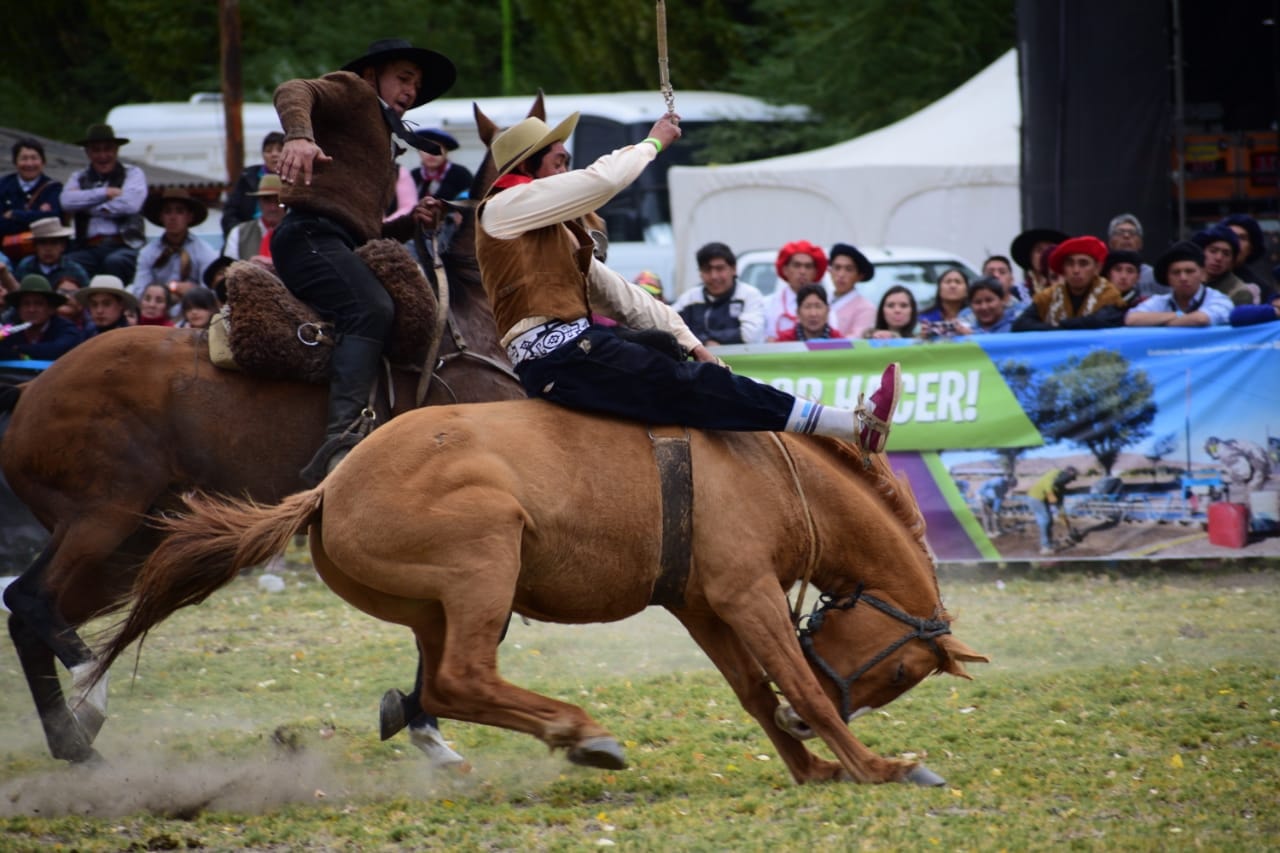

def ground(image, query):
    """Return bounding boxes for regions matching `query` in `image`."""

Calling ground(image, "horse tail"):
[93,487,325,679]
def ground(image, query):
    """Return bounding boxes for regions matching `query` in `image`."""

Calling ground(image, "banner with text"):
[720,325,1280,562]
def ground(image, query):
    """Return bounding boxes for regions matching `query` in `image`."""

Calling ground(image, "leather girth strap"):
[648,428,694,609]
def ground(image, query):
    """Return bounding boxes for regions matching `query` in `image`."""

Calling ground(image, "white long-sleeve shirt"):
[481,143,702,354]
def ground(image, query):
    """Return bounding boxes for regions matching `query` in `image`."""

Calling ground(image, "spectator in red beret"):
[764,240,828,340]
[1013,235,1126,331]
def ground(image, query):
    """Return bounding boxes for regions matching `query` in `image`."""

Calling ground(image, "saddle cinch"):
[207,239,438,385]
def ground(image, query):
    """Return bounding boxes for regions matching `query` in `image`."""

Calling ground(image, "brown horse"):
[0,103,530,764]
[96,400,988,785]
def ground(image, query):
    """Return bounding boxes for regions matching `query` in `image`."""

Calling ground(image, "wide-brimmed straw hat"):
[143,188,209,227]
[342,38,456,108]
[29,217,74,241]
[75,274,139,311]
[76,123,130,147]
[248,174,284,197]
[4,274,65,309]
[489,113,581,181]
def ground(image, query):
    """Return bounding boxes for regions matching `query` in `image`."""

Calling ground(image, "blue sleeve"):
[1229,304,1279,327]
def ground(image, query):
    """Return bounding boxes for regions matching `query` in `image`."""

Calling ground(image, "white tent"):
[668,50,1021,292]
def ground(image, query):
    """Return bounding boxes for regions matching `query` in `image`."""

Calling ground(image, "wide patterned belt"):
[506,317,589,367]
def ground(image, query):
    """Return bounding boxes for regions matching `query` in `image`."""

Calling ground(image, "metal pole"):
[219,0,245,189]
[1170,0,1187,238]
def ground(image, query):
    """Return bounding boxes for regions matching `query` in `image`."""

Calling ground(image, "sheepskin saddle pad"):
[221,240,438,384]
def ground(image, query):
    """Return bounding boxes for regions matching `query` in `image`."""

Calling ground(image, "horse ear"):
[528,89,546,121]
[936,634,989,680]
[475,103,497,148]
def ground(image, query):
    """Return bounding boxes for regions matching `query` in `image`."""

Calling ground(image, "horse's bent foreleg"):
[672,608,846,784]
[710,577,916,784]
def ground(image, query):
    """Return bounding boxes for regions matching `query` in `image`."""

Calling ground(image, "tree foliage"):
[994,359,1042,478]
[1,0,1012,159]
[1035,350,1157,477]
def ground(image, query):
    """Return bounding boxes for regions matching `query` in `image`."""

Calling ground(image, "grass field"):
[1,555,1276,851]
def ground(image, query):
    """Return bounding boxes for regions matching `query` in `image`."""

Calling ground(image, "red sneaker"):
[857,362,902,454]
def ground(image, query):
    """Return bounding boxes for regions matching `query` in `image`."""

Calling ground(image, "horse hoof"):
[379,688,409,741]
[903,764,946,787]
[567,736,627,770]
[71,704,106,743]
[408,723,471,774]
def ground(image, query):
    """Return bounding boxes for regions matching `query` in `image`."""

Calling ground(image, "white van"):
[107,90,809,244]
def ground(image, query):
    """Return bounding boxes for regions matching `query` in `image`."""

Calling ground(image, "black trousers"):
[515,326,794,431]
[270,212,393,341]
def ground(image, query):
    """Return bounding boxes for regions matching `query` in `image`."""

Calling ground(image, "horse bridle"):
[795,585,952,722]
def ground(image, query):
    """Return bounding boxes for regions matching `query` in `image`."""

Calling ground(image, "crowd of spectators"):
[659,210,1277,351]
[2,114,1278,367]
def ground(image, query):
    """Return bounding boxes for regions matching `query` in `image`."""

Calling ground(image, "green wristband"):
[642,136,663,154]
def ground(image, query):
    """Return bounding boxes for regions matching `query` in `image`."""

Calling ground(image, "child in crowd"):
[179,287,220,329]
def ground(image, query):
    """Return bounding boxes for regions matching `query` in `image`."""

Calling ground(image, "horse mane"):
[805,435,929,557]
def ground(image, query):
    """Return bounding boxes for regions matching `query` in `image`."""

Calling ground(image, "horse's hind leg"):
[378,637,469,771]
[415,608,626,769]
[4,542,100,763]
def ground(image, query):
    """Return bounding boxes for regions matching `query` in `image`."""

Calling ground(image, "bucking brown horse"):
[95,400,988,786]
[0,101,534,765]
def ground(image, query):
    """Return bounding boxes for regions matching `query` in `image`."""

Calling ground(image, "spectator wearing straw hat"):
[221,131,285,237]
[223,175,286,266]
[12,218,88,293]
[76,274,137,338]
[0,274,82,361]
[1012,236,1126,331]
[133,188,220,304]
[61,123,147,282]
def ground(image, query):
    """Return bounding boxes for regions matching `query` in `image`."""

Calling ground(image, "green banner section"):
[721,343,1043,451]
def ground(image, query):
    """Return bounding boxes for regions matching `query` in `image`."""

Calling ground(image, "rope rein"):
[766,432,820,623]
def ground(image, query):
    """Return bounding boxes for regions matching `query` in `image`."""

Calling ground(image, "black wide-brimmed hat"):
[828,242,875,282]
[1010,227,1069,271]
[142,187,209,227]
[76,123,130,147]
[342,39,456,108]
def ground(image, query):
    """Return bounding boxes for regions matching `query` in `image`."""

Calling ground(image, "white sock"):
[785,398,855,439]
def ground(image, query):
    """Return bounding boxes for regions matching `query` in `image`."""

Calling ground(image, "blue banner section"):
[719,324,1280,561]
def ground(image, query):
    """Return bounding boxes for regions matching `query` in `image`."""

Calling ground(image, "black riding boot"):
[300,335,384,487]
